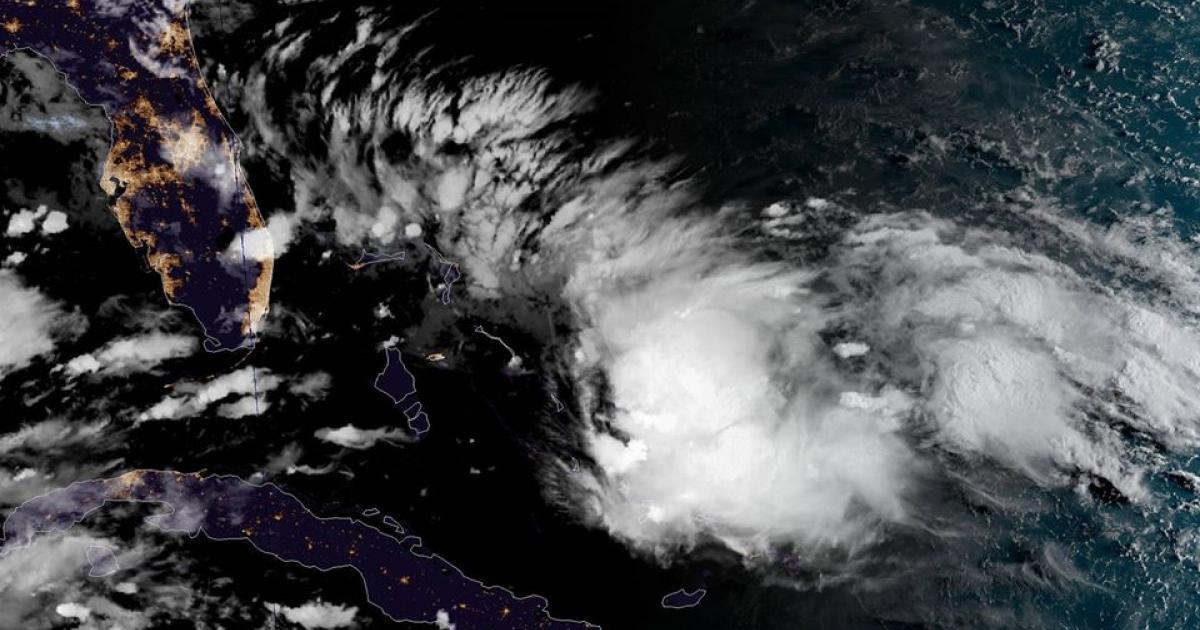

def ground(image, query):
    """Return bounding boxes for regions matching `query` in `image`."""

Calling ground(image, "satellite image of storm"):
[5,0,1200,628]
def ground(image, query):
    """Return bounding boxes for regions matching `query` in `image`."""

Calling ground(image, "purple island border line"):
[0,470,596,629]
[660,587,707,610]
[374,346,431,436]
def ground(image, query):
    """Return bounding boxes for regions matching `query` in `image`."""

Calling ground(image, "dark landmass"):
[374,347,418,406]
[1,470,594,629]
[374,346,431,435]
[661,588,706,609]
[403,400,431,435]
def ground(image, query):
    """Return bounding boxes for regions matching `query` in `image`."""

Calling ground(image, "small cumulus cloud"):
[55,602,91,621]
[265,600,357,629]
[41,210,69,234]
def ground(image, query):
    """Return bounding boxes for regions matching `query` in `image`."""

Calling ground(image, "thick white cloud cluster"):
[823,211,1200,492]
[560,214,914,555]
[556,203,1200,557]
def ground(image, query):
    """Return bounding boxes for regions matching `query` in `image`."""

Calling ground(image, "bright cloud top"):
[315,424,410,450]
[4,205,45,236]
[265,600,358,629]
[561,214,914,557]
[557,203,1200,559]
[0,270,64,374]
[4,205,69,237]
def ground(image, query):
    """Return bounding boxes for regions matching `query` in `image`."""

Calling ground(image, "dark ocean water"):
[2,0,1200,628]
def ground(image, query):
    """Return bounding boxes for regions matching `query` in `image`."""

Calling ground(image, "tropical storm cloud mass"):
[3,0,1200,628]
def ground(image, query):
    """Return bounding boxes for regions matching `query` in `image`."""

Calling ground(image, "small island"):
[374,347,431,436]
[661,588,706,609]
